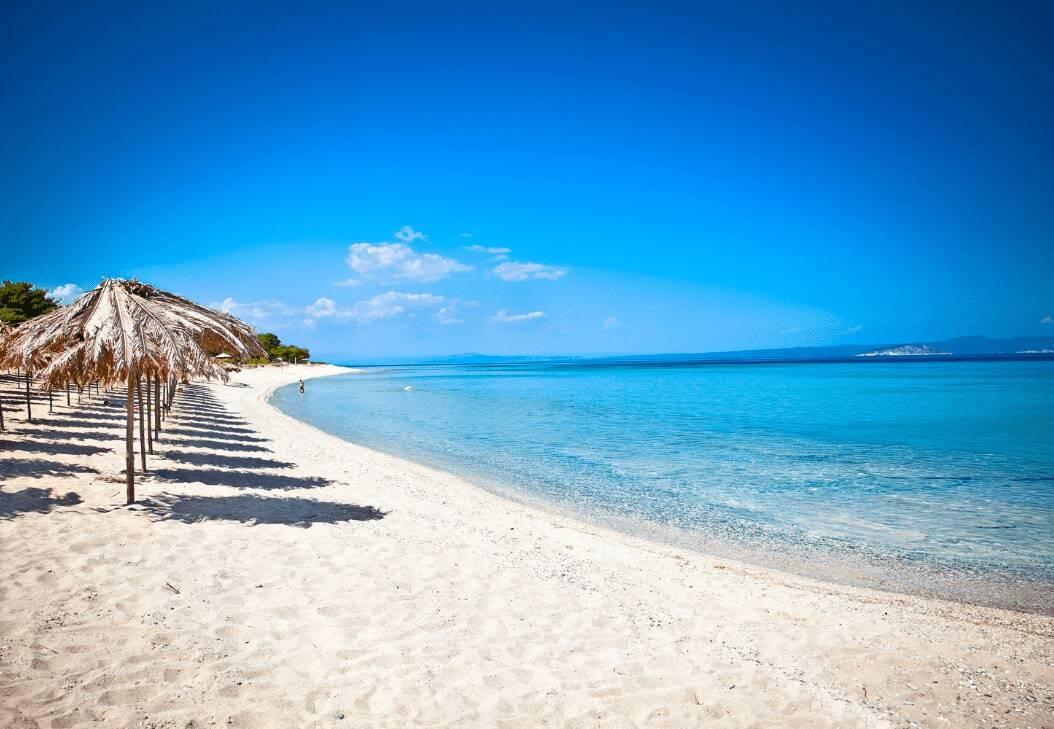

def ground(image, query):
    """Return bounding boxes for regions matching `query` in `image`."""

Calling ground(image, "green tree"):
[0,281,59,325]
[257,332,282,351]
[272,345,310,362]
[251,332,309,363]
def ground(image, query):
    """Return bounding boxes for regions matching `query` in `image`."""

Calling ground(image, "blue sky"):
[3,1,1052,360]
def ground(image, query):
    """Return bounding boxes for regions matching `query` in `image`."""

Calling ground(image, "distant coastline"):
[336,334,1054,367]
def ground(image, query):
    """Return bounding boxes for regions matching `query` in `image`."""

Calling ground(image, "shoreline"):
[2,363,1052,727]
[273,365,1054,617]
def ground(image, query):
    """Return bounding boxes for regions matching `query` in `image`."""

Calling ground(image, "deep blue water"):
[272,360,1054,610]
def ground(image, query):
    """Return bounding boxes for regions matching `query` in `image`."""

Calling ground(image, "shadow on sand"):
[162,451,296,470]
[12,427,113,442]
[0,438,112,456]
[161,426,269,442]
[137,492,386,527]
[151,467,332,490]
[0,487,83,519]
[0,458,99,479]
[32,418,124,430]
[166,420,256,435]
[161,437,270,452]
[50,410,125,422]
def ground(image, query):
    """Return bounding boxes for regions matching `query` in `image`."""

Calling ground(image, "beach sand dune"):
[1,365,1052,728]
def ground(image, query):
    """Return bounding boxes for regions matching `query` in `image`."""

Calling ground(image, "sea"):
[271,359,1054,613]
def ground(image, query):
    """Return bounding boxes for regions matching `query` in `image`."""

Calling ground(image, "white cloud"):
[306,291,447,325]
[460,232,474,239]
[433,299,478,326]
[348,241,471,283]
[305,297,339,319]
[393,225,427,244]
[491,309,546,323]
[212,297,297,324]
[602,316,621,330]
[333,278,362,287]
[434,306,463,325]
[844,324,864,335]
[467,244,512,259]
[1041,315,1053,324]
[350,292,446,324]
[49,283,83,305]
[779,326,801,336]
[492,261,567,281]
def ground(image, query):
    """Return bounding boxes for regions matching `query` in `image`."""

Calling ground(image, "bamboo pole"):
[137,375,147,473]
[126,371,135,504]
[66,382,71,407]
[48,387,53,413]
[25,371,31,421]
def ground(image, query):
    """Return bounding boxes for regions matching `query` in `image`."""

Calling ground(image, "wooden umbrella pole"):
[154,376,161,436]
[0,381,5,431]
[126,370,136,504]
[66,382,71,407]
[25,370,32,421]
[137,375,147,473]
[146,374,153,454]
[48,388,53,413]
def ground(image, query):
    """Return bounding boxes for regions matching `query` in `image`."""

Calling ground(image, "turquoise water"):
[272,361,1054,611]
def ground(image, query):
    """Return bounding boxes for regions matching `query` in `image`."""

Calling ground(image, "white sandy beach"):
[1,364,1052,728]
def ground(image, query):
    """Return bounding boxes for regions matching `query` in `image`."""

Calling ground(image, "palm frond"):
[0,278,264,388]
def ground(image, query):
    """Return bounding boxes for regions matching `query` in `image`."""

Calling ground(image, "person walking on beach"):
[298,379,305,394]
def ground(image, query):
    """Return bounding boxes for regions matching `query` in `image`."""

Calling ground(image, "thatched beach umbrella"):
[0,279,265,503]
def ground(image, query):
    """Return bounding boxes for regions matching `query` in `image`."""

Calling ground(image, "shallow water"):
[272,360,1054,612]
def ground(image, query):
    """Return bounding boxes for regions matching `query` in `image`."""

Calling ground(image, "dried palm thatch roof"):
[0,320,11,340]
[0,278,267,504]
[0,279,264,386]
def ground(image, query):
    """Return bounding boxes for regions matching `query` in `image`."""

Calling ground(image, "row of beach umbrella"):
[0,279,264,503]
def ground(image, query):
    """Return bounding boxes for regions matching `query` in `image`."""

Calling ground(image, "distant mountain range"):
[598,336,1054,364]
[348,336,1054,366]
